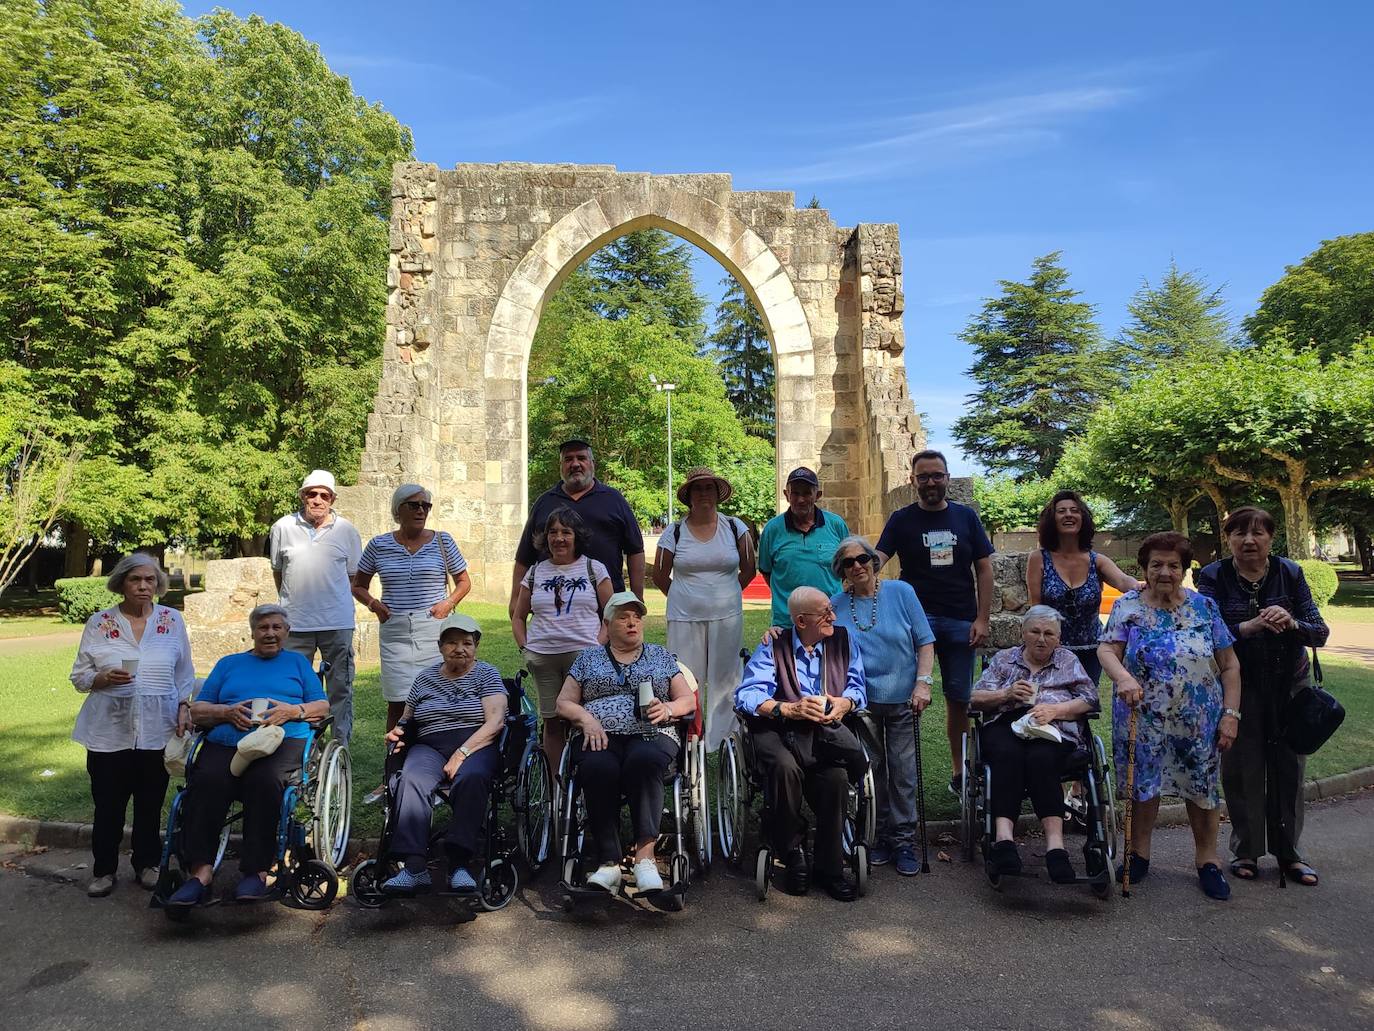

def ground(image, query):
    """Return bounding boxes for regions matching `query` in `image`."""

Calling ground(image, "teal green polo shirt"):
[758,507,851,626]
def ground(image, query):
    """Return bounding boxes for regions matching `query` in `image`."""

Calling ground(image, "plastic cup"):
[120,658,139,675]
[250,698,270,723]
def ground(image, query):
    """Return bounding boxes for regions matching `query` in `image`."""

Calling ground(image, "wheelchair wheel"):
[715,737,743,866]
[517,743,553,874]
[853,843,869,898]
[1096,736,1120,863]
[958,734,978,863]
[687,738,711,876]
[660,853,689,912]
[478,857,520,912]
[290,858,338,910]
[311,740,352,870]
[350,858,393,909]
[754,847,770,901]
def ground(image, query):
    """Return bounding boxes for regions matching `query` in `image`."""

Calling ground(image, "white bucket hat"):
[230,725,286,776]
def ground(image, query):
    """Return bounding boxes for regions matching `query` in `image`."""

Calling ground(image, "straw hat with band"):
[676,466,733,507]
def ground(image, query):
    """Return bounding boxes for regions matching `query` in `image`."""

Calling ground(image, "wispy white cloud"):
[435,96,608,148]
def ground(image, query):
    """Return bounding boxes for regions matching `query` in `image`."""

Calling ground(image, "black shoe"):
[1046,848,1076,884]
[1115,852,1150,885]
[814,871,858,902]
[989,840,1022,875]
[948,775,963,798]
[783,848,810,896]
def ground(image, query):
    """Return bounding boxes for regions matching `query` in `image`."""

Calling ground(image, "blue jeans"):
[926,615,975,704]
[867,704,918,847]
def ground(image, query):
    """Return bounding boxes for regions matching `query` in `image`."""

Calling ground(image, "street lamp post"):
[650,375,677,524]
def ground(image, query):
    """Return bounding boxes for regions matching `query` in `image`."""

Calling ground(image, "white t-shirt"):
[269,510,363,631]
[524,556,611,655]
[661,516,744,622]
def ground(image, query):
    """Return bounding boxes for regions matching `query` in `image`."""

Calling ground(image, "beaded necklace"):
[847,580,881,632]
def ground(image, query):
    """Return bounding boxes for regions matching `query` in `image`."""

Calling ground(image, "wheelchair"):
[553,663,708,912]
[350,670,553,913]
[959,710,1118,899]
[715,703,877,901]
[151,664,352,920]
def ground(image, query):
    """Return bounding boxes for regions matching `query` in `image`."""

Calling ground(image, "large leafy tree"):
[707,277,774,438]
[586,230,707,336]
[1244,232,1374,359]
[1115,262,1231,375]
[952,252,1111,479]
[0,0,412,567]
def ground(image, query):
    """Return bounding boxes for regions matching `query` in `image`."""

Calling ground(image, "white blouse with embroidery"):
[69,605,196,752]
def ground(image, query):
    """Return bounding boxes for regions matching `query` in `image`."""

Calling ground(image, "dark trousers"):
[578,734,677,866]
[979,716,1070,822]
[389,729,500,868]
[86,749,169,877]
[1221,680,1306,863]
[181,739,305,875]
[750,724,849,877]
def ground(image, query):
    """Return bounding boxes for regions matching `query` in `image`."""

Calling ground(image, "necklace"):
[848,580,881,632]
[1236,561,1269,617]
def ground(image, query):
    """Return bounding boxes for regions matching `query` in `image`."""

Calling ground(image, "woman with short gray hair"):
[70,553,195,897]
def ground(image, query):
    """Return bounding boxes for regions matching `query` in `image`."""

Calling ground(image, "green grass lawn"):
[1328,566,1374,624]
[3,603,1370,837]
[0,587,201,640]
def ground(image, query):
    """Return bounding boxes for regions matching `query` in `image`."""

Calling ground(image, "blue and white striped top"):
[359,531,467,614]
[407,659,506,738]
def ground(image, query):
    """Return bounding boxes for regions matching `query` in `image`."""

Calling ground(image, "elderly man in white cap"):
[268,469,363,744]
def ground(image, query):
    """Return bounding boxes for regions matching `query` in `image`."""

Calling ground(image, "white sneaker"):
[86,874,116,897]
[632,858,664,893]
[586,863,622,893]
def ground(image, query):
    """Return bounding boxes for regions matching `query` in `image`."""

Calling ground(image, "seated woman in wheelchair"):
[971,605,1097,883]
[556,591,695,895]
[166,604,329,907]
[381,612,508,895]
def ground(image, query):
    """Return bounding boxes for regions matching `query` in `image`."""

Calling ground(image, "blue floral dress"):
[1102,589,1236,807]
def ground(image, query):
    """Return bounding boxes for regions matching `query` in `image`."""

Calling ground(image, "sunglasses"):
[302,489,334,500]
[402,500,433,512]
[840,554,874,570]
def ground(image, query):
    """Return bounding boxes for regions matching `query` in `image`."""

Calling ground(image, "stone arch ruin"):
[339,163,927,603]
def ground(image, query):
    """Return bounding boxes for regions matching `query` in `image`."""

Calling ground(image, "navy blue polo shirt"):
[875,501,993,622]
[515,480,644,592]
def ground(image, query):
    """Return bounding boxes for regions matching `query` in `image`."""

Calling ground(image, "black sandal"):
[1287,862,1318,886]
[1045,848,1076,884]
[1229,859,1259,880]
[989,840,1022,875]
[1115,852,1150,884]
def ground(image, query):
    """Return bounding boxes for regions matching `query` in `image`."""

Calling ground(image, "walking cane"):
[913,708,930,874]
[1121,703,1139,898]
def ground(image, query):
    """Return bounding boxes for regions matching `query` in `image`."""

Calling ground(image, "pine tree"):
[1116,262,1231,375]
[952,253,1107,479]
[587,230,707,335]
[707,277,774,437]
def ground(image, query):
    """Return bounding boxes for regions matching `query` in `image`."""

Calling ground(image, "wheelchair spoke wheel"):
[1096,736,1120,864]
[518,745,553,874]
[312,742,353,869]
[715,738,742,866]
[754,847,770,902]
[959,738,978,863]
[290,858,338,911]
[478,857,520,912]
[350,858,393,909]
[853,844,869,898]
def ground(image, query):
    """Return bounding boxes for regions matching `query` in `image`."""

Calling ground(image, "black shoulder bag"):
[1281,650,1344,756]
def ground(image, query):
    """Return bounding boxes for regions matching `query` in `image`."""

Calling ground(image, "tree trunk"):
[1166,497,1191,535]
[63,521,90,578]
[1203,482,1229,553]
[1278,487,1314,559]
[1352,522,1373,574]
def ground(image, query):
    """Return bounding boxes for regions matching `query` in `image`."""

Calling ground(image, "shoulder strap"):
[1311,648,1323,686]
[585,556,596,582]
[672,521,682,546]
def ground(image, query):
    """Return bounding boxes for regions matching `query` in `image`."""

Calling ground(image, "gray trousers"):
[1221,681,1306,864]
[868,702,918,848]
[285,629,355,745]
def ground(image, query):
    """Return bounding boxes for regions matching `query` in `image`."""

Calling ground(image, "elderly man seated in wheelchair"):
[165,604,330,907]
[736,586,868,902]
[970,604,1099,883]
[556,591,696,896]
[378,612,509,895]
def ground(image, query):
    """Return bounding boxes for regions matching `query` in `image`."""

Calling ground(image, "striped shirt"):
[359,531,467,614]
[406,660,506,738]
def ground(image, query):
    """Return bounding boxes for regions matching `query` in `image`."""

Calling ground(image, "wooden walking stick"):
[913,709,930,873]
[1121,702,1139,898]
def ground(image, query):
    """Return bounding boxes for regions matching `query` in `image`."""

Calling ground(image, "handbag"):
[1281,650,1345,756]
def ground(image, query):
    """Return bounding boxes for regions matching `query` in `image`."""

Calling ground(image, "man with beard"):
[876,451,993,792]
[512,439,645,608]
[757,467,851,628]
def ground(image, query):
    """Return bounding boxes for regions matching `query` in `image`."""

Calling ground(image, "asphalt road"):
[3,792,1371,1031]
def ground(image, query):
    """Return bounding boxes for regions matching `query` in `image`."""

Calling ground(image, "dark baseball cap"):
[786,466,820,487]
[558,438,592,453]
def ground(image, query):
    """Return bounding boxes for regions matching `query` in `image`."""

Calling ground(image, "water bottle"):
[637,680,655,721]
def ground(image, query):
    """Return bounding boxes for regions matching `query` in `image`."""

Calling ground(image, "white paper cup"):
[250,698,270,723]
[120,658,140,675]
[637,681,654,708]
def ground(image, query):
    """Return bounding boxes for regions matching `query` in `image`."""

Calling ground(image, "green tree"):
[1244,232,1374,359]
[971,476,1061,534]
[527,319,748,523]
[952,253,1110,479]
[1116,261,1231,375]
[718,435,777,534]
[707,277,774,437]
[587,230,707,336]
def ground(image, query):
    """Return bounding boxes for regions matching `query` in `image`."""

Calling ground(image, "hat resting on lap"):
[231,725,286,776]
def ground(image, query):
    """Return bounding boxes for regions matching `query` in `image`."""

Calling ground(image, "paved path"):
[2,792,1370,1031]
[1327,620,1374,667]
[0,629,80,655]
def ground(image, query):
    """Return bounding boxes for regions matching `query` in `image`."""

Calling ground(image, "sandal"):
[1287,862,1318,886]
[1229,859,1259,880]
[1197,862,1231,901]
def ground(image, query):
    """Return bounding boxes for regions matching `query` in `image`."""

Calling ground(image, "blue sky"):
[185,0,1374,474]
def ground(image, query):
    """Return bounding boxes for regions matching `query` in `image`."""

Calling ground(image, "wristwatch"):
[1222,707,1242,721]
[458,744,472,758]
[773,701,786,720]
[916,674,935,687]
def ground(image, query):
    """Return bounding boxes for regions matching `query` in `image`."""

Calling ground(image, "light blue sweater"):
[830,579,935,705]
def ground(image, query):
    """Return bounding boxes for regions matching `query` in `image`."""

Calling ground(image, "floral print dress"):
[1102,589,1236,808]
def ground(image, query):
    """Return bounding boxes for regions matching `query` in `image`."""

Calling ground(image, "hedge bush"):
[1296,560,1339,610]
[54,576,120,624]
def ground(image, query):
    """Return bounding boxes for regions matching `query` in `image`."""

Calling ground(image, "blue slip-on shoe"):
[382,867,432,895]
[1197,862,1231,901]
[448,867,477,893]
[870,843,894,866]
[895,846,921,877]
[166,878,207,907]
[235,875,272,902]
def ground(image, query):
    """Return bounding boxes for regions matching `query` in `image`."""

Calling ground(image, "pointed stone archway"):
[341,163,925,603]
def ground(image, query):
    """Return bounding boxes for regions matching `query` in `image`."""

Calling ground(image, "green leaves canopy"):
[1244,232,1374,359]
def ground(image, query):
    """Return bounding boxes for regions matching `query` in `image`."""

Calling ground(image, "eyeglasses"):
[915,472,948,484]
[302,490,334,500]
[802,606,836,621]
[402,501,433,512]
[840,554,874,570]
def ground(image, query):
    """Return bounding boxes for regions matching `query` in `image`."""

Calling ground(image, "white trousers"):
[666,612,745,752]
